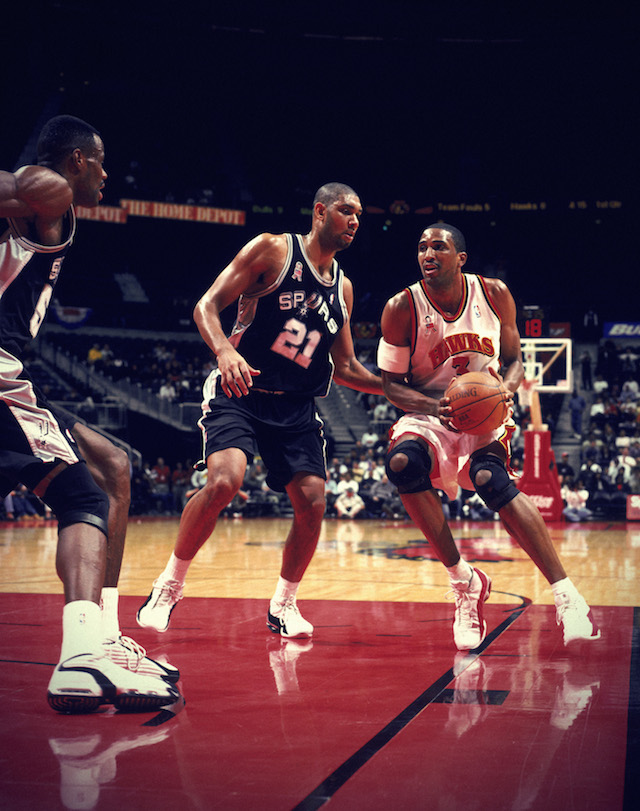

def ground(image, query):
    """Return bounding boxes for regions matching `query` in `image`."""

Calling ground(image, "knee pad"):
[385,440,432,494]
[469,454,519,512]
[39,462,109,536]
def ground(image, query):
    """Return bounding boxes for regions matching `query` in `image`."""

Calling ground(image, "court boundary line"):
[293,594,531,811]
[623,605,640,810]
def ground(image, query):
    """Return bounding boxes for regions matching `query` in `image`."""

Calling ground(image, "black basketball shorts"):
[198,387,328,493]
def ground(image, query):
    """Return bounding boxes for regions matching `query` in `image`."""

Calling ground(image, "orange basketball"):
[444,372,509,435]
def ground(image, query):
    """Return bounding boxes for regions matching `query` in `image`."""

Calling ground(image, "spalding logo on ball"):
[445,371,509,435]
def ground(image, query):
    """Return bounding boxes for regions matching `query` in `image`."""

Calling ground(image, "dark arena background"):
[1,3,639,810]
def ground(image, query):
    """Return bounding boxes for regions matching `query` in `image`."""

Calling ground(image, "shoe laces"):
[282,597,300,616]
[555,591,578,624]
[448,578,478,628]
[118,635,147,665]
[154,578,183,605]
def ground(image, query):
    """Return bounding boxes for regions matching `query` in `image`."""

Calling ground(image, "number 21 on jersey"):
[271,318,321,369]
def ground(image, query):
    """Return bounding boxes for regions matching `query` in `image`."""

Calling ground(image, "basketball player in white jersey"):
[377,223,599,650]
[1,115,179,711]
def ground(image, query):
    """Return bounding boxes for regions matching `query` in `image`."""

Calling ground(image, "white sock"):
[100,587,120,642]
[160,552,191,585]
[271,576,299,610]
[551,577,576,601]
[60,601,102,662]
[447,559,473,584]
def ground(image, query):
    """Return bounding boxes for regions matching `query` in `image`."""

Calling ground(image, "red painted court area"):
[0,594,636,809]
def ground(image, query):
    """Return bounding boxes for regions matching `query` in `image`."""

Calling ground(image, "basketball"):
[444,371,509,435]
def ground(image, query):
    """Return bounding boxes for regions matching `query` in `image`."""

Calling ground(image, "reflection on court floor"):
[0,516,638,809]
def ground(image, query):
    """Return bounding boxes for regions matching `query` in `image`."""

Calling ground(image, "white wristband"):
[377,338,411,374]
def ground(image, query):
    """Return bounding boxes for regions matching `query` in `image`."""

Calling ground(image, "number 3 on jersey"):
[271,318,321,369]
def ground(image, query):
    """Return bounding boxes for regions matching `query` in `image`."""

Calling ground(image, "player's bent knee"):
[385,440,432,494]
[41,462,109,536]
[469,454,519,512]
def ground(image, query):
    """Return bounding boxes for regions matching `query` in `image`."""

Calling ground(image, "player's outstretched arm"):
[330,276,383,395]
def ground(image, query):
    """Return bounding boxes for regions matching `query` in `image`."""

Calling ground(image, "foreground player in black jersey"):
[138,182,383,638]
[0,115,179,711]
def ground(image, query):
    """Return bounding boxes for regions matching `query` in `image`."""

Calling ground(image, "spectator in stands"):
[369,455,387,482]
[586,468,614,515]
[328,456,348,479]
[99,343,114,371]
[87,343,103,366]
[149,457,173,513]
[556,452,574,484]
[621,376,639,403]
[614,428,633,451]
[367,474,402,518]
[78,393,97,422]
[580,350,593,391]
[629,466,640,494]
[464,492,497,521]
[4,484,42,520]
[372,397,395,425]
[158,377,177,401]
[579,455,602,490]
[336,469,360,496]
[335,486,365,519]
[610,471,631,513]
[588,395,606,431]
[223,488,249,518]
[619,346,639,378]
[569,389,587,438]
[593,375,609,396]
[607,446,636,484]
[561,478,593,522]
[130,458,153,514]
[171,461,192,511]
[186,466,207,500]
[581,434,606,464]
[603,395,621,431]
[325,472,340,516]
[361,427,379,450]
[602,423,618,456]
[354,450,375,482]
[620,401,639,430]
[597,341,620,385]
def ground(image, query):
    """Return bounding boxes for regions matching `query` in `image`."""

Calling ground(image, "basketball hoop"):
[519,337,573,432]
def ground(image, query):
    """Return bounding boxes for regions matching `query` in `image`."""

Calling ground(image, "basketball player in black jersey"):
[138,182,383,638]
[1,115,179,711]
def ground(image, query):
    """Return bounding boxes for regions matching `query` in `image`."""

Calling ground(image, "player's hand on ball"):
[439,381,460,432]
[487,367,515,410]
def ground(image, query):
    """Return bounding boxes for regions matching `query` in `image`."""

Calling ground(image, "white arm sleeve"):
[377,338,411,374]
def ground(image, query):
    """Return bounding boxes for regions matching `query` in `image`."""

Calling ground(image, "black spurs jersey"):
[0,209,76,359]
[228,233,348,397]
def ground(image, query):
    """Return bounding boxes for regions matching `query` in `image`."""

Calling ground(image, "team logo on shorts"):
[49,257,63,283]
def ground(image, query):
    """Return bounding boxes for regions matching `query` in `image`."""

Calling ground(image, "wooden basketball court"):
[1,513,638,809]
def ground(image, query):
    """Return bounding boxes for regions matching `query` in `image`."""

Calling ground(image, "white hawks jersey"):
[403,273,502,399]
